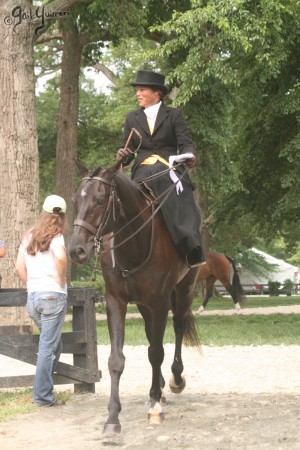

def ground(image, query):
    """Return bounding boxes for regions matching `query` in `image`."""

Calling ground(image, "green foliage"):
[149,0,300,254]
[282,278,294,293]
[35,0,300,263]
[268,281,281,296]
[77,79,118,168]
[71,273,105,296]
[36,77,60,201]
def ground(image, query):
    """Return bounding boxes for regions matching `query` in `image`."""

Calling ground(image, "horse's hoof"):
[235,303,241,310]
[102,423,121,436]
[169,375,186,394]
[148,402,165,424]
[148,411,165,425]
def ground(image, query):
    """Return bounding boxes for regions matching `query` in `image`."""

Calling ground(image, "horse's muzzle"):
[69,241,92,264]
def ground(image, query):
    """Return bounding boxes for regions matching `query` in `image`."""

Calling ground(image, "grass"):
[0,389,35,422]
[73,295,300,347]
[116,295,300,315]
[0,389,72,423]
[195,314,300,346]
[90,314,300,346]
[192,295,300,311]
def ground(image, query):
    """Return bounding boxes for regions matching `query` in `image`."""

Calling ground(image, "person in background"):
[0,240,6,258]
[117,70,202,267]
[16,195,68,407]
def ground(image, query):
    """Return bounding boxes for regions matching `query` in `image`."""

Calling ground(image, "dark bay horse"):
[196,251,245,312]
[69,160,201,436]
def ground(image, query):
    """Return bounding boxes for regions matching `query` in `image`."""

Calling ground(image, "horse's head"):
[69,159,122,264]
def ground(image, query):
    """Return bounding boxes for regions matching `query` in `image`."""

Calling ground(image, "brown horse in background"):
[196,251,245,312]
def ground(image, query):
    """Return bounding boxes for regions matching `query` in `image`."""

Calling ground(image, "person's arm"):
[16,250,27,285]
[173,109,197,168]
[0,240,6,258]
[52,244,67,288]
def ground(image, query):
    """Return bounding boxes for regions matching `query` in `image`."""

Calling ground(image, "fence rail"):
[214,283,300,295]
[0,287,102,392]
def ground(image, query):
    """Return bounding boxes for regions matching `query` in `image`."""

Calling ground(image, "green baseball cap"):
[43,195,66,214]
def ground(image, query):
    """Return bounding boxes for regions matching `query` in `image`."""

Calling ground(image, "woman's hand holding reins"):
[116,148,129,162]
[184,155,196,169]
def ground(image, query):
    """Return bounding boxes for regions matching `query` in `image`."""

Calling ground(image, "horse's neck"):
[114,174,151,250]
[116,173,147,220]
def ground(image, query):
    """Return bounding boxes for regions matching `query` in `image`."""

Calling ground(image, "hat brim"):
[130,82,168,95]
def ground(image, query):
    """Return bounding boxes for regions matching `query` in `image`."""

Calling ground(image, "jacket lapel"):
[153,103,169,134]
[135,108,150,135]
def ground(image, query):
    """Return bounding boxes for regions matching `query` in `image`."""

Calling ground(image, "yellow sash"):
[141,154,172,167]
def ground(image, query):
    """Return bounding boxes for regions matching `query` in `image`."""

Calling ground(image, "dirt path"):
[0,306,300,449]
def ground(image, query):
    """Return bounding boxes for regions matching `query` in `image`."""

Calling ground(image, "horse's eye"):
[96,197,106,207]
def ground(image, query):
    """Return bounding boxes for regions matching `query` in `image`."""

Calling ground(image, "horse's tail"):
[226,256,245,306]
[183,309,201,350]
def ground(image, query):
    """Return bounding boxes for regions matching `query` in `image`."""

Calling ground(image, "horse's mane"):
[86,164,142,198]
[87,167,101,178]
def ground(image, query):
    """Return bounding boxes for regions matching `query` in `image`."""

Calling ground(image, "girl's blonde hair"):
[26,212,67,256]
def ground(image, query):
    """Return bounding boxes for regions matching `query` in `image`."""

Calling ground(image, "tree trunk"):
[55,19,84,282]
[0,0,38,325]
[194,187,211,255]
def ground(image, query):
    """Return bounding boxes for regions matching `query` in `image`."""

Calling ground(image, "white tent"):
[239,248,300,285]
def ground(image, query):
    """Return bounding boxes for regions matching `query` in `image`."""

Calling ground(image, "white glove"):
[168,153,194,194]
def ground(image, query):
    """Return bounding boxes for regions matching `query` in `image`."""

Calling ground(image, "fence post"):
[72,288,100,393]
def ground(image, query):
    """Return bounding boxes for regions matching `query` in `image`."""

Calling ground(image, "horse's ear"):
[74,159,88,176]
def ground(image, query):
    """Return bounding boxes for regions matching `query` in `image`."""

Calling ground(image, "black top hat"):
[130,70,168,95]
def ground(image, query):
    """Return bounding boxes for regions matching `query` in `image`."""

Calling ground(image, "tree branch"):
[43,0,93,11]
[35,29,63,45]
[93,63,118,85]
[35,66,61,79]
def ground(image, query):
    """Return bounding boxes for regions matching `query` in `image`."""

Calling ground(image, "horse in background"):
[196,251,245,312]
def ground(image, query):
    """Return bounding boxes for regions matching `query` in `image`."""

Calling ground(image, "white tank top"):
[19,234,67,295]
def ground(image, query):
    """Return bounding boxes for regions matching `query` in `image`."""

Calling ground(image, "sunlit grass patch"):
[0,389,35,422]
[0,389,72,423]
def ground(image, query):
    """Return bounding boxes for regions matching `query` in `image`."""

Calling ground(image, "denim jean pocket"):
[37,294,67,315]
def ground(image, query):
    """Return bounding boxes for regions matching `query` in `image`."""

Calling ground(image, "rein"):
[74,164,189,278]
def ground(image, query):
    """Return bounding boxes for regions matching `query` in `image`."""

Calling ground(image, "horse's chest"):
[122,272,174,302]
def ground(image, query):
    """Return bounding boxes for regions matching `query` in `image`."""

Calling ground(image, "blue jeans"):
[27,291,67,406]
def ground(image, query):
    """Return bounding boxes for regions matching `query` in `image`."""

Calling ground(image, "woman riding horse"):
[117,70,203,267]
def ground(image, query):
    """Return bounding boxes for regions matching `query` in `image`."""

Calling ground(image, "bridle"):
[73,175,117,255]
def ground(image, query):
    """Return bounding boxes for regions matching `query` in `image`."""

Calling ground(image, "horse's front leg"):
[147,304,169,424]
[103,294,127,436]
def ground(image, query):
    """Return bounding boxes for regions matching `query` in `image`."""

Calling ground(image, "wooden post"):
[72,288,100,393]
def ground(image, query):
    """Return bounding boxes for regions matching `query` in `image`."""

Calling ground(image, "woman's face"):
[135,86,160,108]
